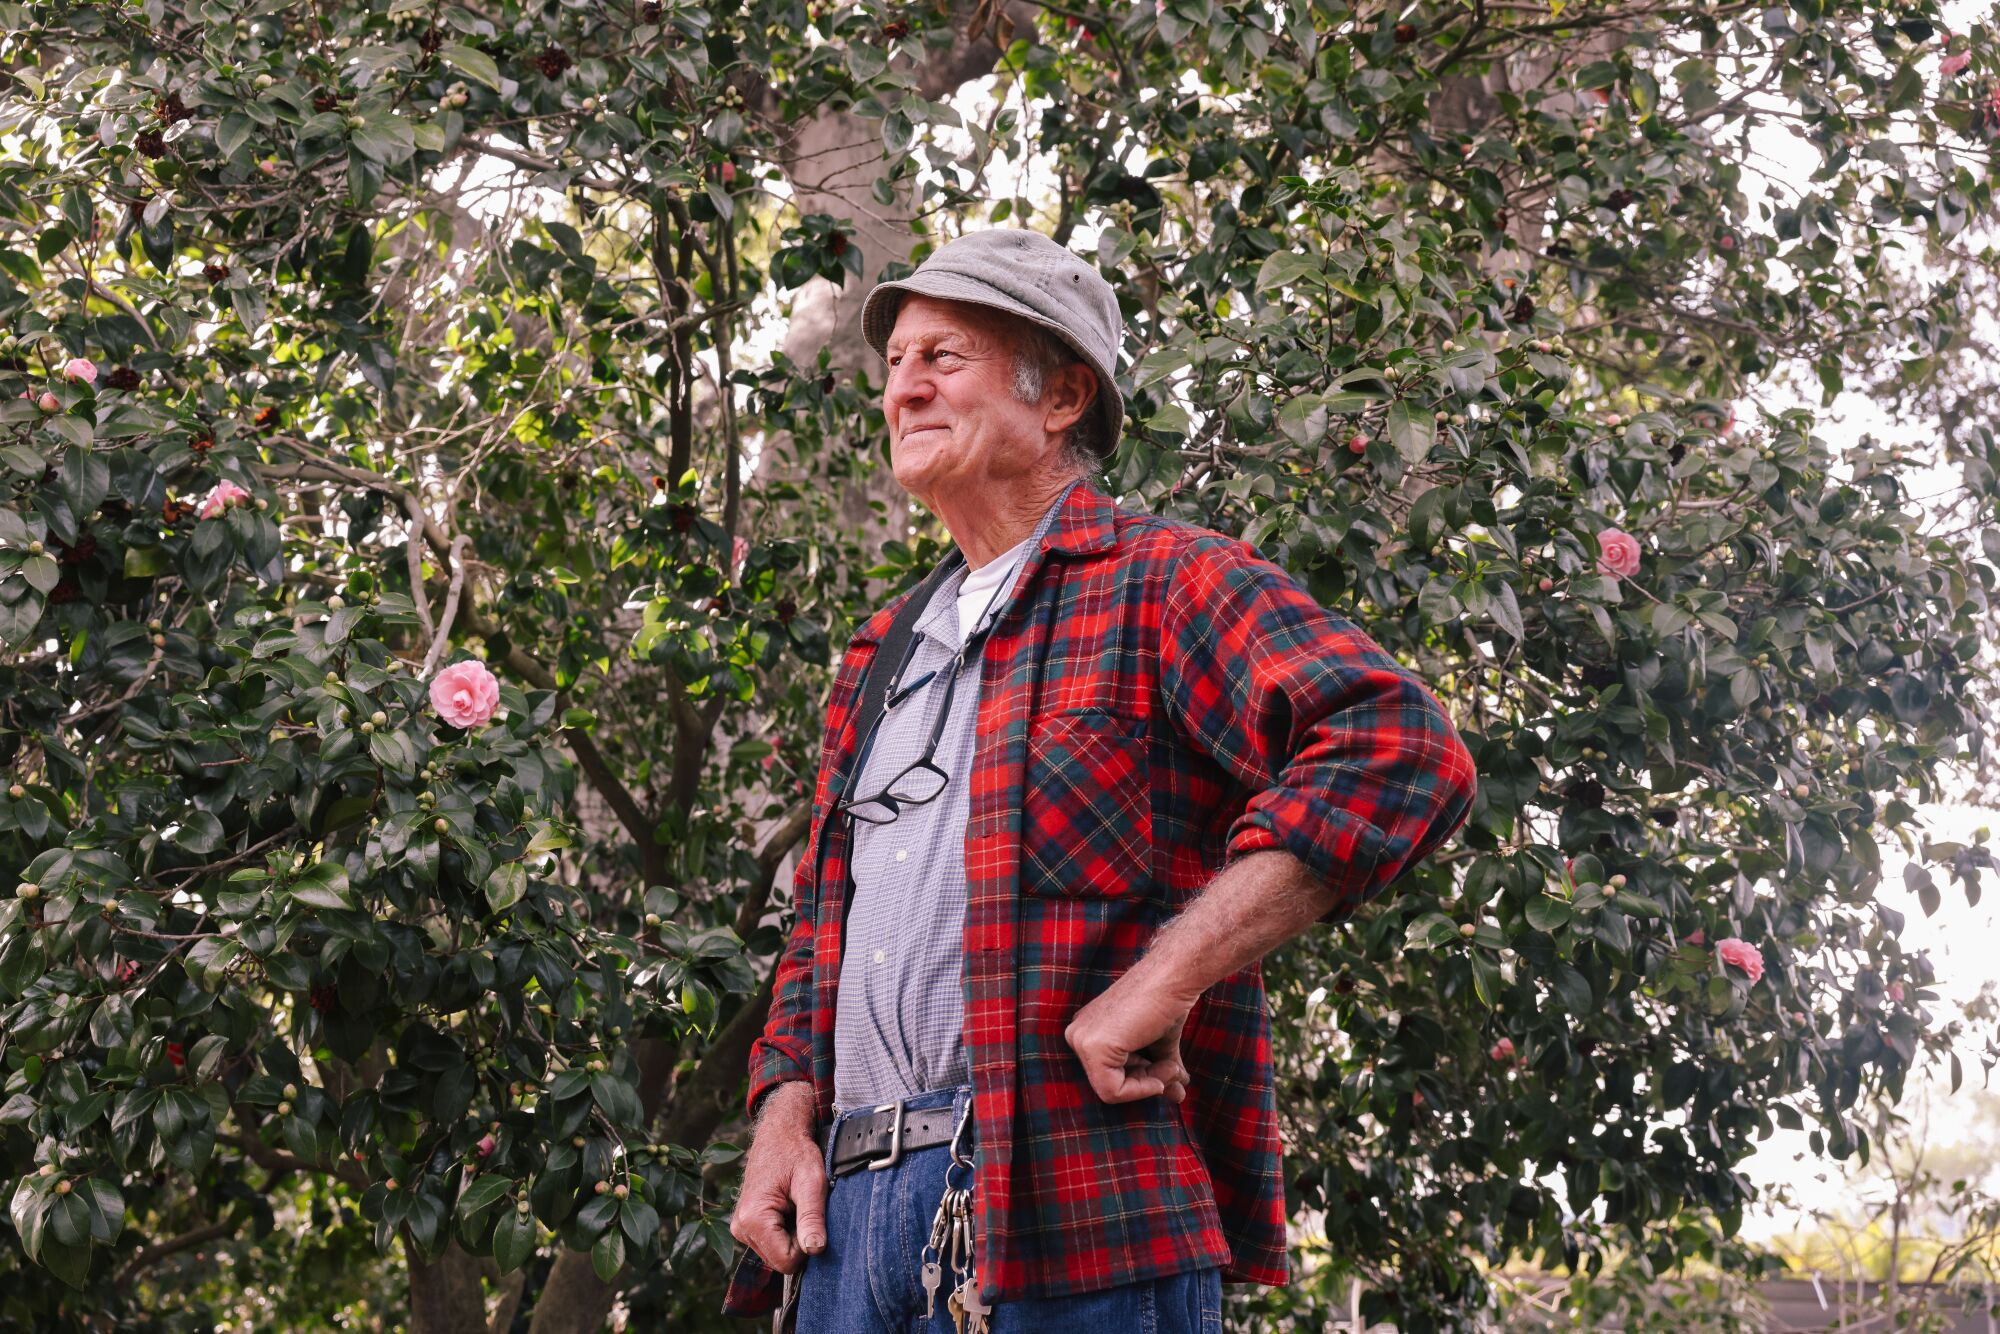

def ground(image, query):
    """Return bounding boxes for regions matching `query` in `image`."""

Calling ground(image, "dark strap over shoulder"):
[852,548,966,768]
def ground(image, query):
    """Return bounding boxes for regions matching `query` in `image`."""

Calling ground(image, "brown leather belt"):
[824,1097,969,1177]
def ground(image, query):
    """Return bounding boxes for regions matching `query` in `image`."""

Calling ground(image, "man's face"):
[881,294,1089,503]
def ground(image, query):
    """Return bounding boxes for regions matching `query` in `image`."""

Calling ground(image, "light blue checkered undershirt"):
[831,481,1080,1115]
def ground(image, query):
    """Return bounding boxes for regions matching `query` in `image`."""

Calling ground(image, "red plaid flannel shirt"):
[723,480,1477,1314]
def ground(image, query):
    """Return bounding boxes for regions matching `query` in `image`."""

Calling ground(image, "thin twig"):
[420,535,474,679]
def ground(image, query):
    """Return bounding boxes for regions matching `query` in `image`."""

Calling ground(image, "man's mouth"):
[903,425,947,440]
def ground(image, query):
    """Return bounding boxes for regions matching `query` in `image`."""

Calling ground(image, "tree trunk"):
[408,1243,494,1334]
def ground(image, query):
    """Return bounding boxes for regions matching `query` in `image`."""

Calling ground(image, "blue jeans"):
[799,1084,1224,1333]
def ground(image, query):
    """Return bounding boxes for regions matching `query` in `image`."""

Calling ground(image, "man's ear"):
[1040,363,1098,436]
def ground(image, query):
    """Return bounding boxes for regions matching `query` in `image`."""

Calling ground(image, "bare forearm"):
[1124,850,1338,1006]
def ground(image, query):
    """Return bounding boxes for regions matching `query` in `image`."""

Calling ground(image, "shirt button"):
[895,849,908,862]
[873,949,886,965]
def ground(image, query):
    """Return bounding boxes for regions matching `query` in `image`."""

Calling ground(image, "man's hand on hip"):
[728,1081,826,1274]
[1065,972,1194,1105]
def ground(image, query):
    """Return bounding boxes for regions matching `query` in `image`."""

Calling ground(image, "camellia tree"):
[1,0,1999,1330]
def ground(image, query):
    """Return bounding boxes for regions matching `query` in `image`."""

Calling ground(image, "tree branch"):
[113,1219,239,1285]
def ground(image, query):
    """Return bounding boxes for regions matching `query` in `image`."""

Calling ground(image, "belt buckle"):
[865,1095,907,1171]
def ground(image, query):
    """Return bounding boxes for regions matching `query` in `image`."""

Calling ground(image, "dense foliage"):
[0,0,1997,1329]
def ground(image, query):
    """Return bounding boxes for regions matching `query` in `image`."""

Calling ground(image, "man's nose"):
[884,359,934,415]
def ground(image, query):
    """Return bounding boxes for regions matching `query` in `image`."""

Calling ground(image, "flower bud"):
[284,1083,297,1099]
[6,784,21,799]
[594,1180,610,1195]
[517,1199,531,1214]
[327,595,345,609]
[433,817,448,833]
[1459,922,1477,938]
[276,1100,291,1115]
[613,1183,629,1199]
[55,1180,71,1195]
[370,711,387,727]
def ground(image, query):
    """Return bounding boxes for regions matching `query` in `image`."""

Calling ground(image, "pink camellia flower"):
[1941,51,1971,78]
[1489,1037,1516,1062]
[61,357,97,385]
[1597,527,1642,579]
[476,1133,497,1158]
[198,479,250,518]
[1886,981,1906,1002]
[1684,928,1706,946]
[429,659,501,730]
[36,391,59,413]
[1716,937,1764,984]
[731,534,749,575]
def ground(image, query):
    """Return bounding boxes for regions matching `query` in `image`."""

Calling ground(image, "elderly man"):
[724,229,1477,1332]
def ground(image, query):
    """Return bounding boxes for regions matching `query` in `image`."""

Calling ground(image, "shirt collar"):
[854,478,1115,648]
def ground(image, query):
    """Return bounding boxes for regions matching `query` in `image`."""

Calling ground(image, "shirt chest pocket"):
[1021,709,1153,900]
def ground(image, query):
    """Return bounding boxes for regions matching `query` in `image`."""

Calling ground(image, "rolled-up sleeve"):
[1158,533,1478,921]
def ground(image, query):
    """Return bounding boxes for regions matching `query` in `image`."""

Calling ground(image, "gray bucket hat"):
[860,229,1125,459]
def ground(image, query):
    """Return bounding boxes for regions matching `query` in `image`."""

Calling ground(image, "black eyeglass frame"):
[833,601,997,828]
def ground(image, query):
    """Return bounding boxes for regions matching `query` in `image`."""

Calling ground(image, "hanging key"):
[956,1274,991,1334]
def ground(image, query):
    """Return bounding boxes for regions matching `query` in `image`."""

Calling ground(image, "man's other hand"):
[728,1082,826,1274]
[1065,975,1194,1105]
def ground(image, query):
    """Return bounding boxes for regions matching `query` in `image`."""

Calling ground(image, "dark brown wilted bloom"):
[104,367,142,391]
[135,130,166,159]
[535,44,572,78]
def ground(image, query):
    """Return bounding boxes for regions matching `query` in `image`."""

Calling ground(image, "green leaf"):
[620,1196,661,1249]
[217,112,254,158]
[492,1206,535,1272]
[590,1225,625,1283]
[1403,911,1459,950]
[456,1174,513,1219]
[576,1193,620,1237]
[485,863,527,914]
[290,862,354,911]
[21,554,58,594]
[440,42,503,90]
[170,811,225,854]
[1525,895,1572,932]
[351,118,416,167]
[1386,400,1434,464]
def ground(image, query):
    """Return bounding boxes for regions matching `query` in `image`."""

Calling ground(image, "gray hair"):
[1005,319,1110,477]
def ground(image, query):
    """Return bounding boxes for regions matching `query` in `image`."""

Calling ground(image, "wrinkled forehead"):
[884,294,1019,352]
